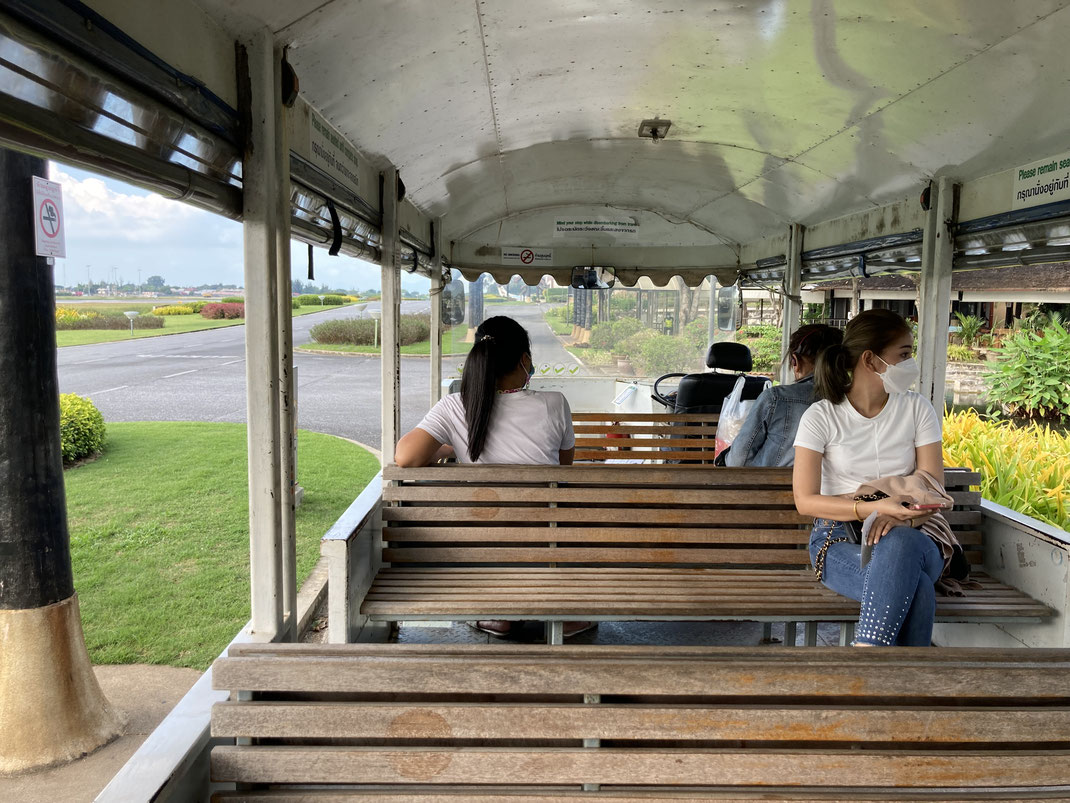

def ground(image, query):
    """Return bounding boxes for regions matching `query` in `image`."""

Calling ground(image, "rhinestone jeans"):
[809,519,943,646]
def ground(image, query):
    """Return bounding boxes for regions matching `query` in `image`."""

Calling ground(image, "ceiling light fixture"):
[638,118,671,144]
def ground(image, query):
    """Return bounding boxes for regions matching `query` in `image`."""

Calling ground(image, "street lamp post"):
[370,309,382,349]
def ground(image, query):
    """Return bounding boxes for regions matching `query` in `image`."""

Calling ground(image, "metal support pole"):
[430,219,444,405]
[707,275,717,346]
[241,29,284,640]
[380,167,401,461]
[780,223,804,385]
[918,176,957,408]
[273,44,297,640]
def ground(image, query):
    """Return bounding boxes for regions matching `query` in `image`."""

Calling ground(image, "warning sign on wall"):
[501,246,553,267]
[32,177,65,258]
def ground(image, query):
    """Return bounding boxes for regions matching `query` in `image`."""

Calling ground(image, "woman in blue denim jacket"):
[725,324,842,467]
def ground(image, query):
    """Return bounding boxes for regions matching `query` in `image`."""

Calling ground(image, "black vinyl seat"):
[653,342,770,414]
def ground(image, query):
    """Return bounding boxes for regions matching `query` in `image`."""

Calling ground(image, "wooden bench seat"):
[572,412,719,462]
[362,464,1051,643]
[210,643,1070,799]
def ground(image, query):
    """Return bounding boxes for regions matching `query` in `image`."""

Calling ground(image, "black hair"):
[786,323,843,373]
[459,315,532,461]
[814,309,912,404]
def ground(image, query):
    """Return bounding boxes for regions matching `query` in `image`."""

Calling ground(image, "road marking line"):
[220,359,244,366]
[71,357,108,365]
[89,385,128,395]
[162,369,197,378]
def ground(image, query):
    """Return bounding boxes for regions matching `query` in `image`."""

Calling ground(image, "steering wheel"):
[651,372,688,409]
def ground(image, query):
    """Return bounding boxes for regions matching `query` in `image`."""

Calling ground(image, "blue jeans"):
[809,519,943,646]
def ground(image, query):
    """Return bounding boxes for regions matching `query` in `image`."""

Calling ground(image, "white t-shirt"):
[793,391,942,495]
[416,390,575,464]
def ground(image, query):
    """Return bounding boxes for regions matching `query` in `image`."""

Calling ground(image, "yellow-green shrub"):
[59,394,106,464]
[943,409,1070,530]
[152,304,197,315]
[55,306,82,324]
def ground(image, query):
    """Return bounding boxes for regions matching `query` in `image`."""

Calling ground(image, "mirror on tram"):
[442,276,466,325]
[570,266,615,289]
[716,283,739,331]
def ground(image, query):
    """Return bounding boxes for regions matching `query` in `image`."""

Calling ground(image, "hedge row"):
[152,305,197,315]
[56,313,165,331]
[296,294,346,306]
[310,314,430,346]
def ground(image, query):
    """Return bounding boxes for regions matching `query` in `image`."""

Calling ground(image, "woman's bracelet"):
[853,500,862,521]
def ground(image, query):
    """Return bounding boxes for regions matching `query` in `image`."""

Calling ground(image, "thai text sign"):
[1012,149,1070,210]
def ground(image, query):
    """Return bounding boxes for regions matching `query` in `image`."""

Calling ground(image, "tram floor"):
[393,619,844,646]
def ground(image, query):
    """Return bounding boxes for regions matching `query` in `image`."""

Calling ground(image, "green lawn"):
[299,323,473,356]
[66,421,379,669]
[55,303,355,347]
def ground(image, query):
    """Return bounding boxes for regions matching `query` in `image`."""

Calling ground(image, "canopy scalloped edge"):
[452,266,741,288]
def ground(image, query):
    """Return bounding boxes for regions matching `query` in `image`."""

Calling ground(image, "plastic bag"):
[714,376,753,458]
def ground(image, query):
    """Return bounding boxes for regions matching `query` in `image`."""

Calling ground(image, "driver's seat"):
[666,342,770,414]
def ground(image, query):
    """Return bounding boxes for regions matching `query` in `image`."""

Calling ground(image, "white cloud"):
[48,162,428,292]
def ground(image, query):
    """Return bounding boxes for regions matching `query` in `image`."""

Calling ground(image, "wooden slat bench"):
[210,642,1070,800]
[361,464,1051,644]
[572,412,719,462]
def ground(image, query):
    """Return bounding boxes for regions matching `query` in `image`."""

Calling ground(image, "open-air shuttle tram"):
[2,0,1070,798]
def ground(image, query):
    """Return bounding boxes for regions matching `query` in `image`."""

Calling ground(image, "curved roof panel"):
[189,0,1070,254]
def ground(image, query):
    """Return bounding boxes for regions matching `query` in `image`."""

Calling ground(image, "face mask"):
[875,355,920,394]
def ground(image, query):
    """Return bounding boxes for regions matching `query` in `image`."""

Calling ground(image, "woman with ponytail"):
[725,323,842,467]
[792,309,947,646]
[396,315,585,638]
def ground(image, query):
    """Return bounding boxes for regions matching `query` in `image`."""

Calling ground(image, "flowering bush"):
[201,302,245,320]
[59,394,106,463]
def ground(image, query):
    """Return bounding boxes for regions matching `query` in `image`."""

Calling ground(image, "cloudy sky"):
[49,162,430,293]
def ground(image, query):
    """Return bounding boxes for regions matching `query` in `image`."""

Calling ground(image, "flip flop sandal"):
[562,621,597,638]
[471,620,514,637]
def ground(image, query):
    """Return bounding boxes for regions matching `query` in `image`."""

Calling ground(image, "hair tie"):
[478,334,495,343]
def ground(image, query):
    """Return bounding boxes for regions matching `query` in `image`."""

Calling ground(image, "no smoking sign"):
[32,177,66,258]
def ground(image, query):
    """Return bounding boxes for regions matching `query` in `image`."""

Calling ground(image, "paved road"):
[57,301,581,450]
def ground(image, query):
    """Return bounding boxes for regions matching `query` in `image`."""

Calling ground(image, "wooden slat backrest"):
[571,412,720,462]
[380,465,983,569]
[209,644,1070,796]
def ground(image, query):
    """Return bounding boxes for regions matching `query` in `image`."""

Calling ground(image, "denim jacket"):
[724,375,816,467]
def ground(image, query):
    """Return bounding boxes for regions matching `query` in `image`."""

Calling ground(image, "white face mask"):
[875,355,920,394]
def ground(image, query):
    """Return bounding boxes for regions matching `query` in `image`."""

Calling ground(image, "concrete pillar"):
[918,176,957,408]
[380,167,401,460]
[780,223,804,385]
[0,148,120,774]
[241,29,284,639]
[273,44,297,639]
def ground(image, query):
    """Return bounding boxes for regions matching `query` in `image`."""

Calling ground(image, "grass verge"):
[299,323,473,356]
[56,303,355,347]
[66,421,379,669]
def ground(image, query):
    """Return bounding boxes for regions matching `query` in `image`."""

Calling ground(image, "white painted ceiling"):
[194,0,1070,253]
